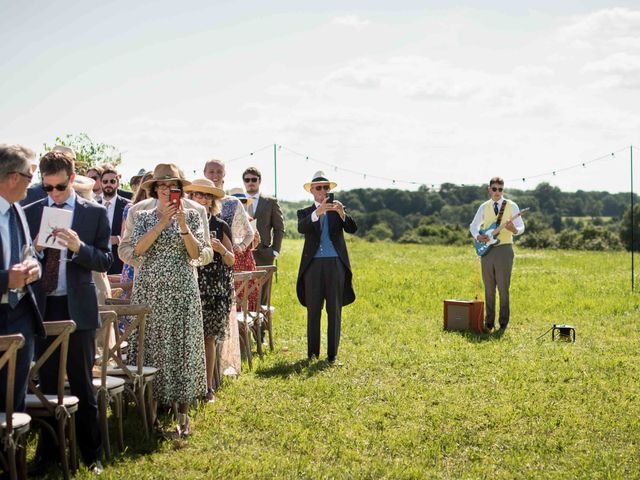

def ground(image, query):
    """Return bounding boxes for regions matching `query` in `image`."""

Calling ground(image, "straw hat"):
[184,178,225,199]
[141,164,191,190]
[303,170,337,192]
[72,175,95,200]
[52,145,76,160]
[228,187,254,206]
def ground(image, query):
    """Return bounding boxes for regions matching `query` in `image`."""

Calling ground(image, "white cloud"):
[331,15,370,30]
[559,8,640,49]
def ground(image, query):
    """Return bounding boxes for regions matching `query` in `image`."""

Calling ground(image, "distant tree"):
[365,223,393,242]
[43,133,122,175]
[619,205,640,251]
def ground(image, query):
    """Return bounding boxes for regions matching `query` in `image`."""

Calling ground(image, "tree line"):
[281,182,640,252]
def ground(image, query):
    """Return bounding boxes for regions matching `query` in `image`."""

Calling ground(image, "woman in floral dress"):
[129,165,206,437]
[184,179,235,401]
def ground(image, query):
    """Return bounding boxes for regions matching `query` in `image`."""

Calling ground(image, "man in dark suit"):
[0,144,45,413]
[25,150,112,473]
[243,167,285,267]
[99,166,131,274]
[21,145,76,207]
[297,171,357,364]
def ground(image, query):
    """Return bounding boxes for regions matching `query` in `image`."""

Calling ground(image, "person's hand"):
[315,196,331,217]
[233,243,245,254]
[477,234,490,243]
[159,203,178,228]
[175,205,187,231]
[55,228,82,253]
[332,200,346,220]
[505,220,517,233]
[110,235,120,246]
[211,238,226,254]
[22,259,40,284]
[8,264,29,289]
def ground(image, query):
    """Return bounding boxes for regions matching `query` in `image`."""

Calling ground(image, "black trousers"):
[0,296,35,413]
[37,295,101,465]
[303,257,345,359]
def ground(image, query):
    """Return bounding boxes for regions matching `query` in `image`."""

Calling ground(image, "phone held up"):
[169,188,181,207]
[327,192,334,204]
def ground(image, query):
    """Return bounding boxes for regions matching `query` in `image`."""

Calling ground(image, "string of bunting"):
[220,143,633,188]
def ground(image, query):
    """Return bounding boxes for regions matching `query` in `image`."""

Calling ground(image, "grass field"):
[65,240,639,479]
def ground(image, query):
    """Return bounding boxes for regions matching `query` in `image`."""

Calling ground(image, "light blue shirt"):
[47,191,77,296]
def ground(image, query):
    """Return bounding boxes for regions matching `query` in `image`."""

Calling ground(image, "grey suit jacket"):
[251,194,285,266]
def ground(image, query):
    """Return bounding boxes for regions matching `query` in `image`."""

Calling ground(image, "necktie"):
[104,200,111,210]
[493,202,499,215]
[42,203,65,295]
[8,206,21,308]
[248,201,255,217]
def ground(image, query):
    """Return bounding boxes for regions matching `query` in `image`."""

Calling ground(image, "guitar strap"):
[495,200,507,226]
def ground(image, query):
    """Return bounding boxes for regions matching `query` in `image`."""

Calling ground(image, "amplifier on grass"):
[443,299,484,332]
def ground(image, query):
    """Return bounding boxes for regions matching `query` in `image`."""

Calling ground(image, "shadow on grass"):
[255,357,335,379]
[452,328,507,343]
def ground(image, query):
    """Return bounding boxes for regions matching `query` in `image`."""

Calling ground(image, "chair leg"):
[136,384,149,439]
[243,325,253,370]
[98,391,111,460]
[17,434,27,480]
[114,393,124,452]
[7,441,17,480]
[145,380,157,432]
[267,316,274,351]
[58,419,70,480]
[68,414,78,472]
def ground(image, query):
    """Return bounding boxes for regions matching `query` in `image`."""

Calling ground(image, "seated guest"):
[128,164,207,437]
[185,179,234,401]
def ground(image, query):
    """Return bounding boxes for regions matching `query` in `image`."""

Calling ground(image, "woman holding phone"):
[129,164,207,437]
[184,179,235,401]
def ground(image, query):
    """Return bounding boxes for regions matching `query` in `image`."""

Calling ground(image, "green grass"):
[64,240,640,479]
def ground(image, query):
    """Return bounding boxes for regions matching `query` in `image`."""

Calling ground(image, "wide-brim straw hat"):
[72,175,95,200]
[228,187,254,206]
[303,170,337,192]
[130,168,147,184]
[141,163,191,190]
[52,145,76,160]
[184,178,225,199]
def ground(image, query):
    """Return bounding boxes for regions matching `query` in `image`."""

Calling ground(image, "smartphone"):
[169,188,181,206]
[327,192,334,203]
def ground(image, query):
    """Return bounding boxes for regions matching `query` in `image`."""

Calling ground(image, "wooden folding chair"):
[93,311,125,460]
[0,334,28,480]
[258,265,277,351]
[26,321,78,480]
[234,270,267,370]
[98,303,157,437]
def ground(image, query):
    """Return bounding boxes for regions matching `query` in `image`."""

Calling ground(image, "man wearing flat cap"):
[296,171,357,364]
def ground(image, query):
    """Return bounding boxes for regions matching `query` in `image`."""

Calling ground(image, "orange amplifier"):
[443,300,484,332]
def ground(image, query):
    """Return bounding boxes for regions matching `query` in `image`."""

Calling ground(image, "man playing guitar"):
[469,177,526,332]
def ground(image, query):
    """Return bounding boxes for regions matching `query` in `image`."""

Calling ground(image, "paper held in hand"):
[37,206,73,251]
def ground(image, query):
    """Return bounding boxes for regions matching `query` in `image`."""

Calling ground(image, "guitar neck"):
[492,211,524,236]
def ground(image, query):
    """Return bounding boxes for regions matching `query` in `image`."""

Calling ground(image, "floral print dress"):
[129,208,207,405]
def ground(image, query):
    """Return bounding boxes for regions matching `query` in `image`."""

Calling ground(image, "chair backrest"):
[0,334,25,433]
[97,304,150,381]
[259,265,276,308]
[234,270,267,313]
[95,311,116,386]
[28,321,77,415]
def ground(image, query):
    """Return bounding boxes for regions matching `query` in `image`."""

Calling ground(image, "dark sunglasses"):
[314,185,330,191]
[491,187,504,192]
[102,179,118,185]
[243,177,259,183]
[11,171,33,181]
[42,182,69,192]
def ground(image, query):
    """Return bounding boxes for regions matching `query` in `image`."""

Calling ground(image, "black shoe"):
[499,323,508,330]
[90,460,104,476]
[327,356,336,364]
[28,458,57,477]
[485,322,494,331]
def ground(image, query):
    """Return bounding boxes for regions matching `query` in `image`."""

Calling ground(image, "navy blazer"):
[296,205,357,307]
[24,196,113,330]
[107,195,131,275]
[0,202,45,337]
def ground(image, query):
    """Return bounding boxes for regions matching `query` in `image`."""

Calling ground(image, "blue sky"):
[2,1,639,199]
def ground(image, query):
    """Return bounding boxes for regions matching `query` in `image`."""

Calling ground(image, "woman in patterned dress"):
[129,164,206,437]
[184,179,235,401]
[204,159,254,375]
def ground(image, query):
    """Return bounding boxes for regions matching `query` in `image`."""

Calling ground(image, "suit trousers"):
[0,296,35,412]
[303,257,345,359]
[37,295,101,465]
[481,244,514,327]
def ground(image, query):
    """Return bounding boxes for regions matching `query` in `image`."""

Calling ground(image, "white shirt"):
[47,191,77,296]
[248,193,260,215]
[469,197,525,239]
[103,195,116,228]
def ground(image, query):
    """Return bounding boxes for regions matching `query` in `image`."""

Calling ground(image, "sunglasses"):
[243,177,259,183]
[491,187,504,192]
[42,182,69,192]
[190,192,214,200]
[11,171,33,181]
[314,185,330,191]
[102,179,118,185]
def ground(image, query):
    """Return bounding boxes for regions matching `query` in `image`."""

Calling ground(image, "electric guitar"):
[474,208,529,257]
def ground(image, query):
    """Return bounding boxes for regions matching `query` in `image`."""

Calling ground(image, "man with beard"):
[100,165,130,275]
